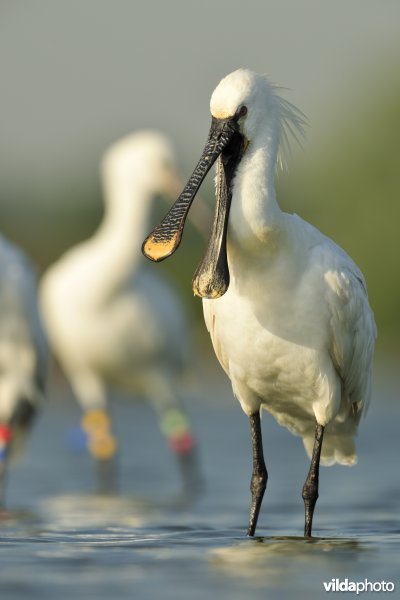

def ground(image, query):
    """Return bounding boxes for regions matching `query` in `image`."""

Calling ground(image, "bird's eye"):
[238,105,248,118]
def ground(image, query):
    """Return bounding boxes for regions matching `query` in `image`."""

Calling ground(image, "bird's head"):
[102,130,182,202]
[142,69,305,297]
[210,68,279,146]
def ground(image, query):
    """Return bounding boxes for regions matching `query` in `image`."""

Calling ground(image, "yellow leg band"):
[81,410,117,460]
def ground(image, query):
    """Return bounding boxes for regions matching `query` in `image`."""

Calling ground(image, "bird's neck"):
[91,179,151,293]
[100,177,151,242]
[228,132,283,258]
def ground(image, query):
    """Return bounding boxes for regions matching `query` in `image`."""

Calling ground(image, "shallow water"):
[1,369,399,599]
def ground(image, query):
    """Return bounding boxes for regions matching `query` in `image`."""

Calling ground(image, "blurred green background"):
[0,0,399,358]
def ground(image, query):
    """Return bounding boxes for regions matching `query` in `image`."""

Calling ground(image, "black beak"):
[142,116,244,298]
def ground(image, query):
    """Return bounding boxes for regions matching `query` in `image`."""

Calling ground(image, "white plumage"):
[0,233,48,504]
[40,131,201,493]
[204,69,376,464]
[143,68,376,536]
[204,215,375,463]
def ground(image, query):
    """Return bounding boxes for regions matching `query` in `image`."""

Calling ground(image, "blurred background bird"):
[0,233,48,507]
[40,131,203,496]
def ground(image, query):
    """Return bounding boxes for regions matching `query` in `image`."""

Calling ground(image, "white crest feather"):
[272,87,308,171]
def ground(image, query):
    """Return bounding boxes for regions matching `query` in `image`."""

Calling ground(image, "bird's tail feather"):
[303,433,357,467]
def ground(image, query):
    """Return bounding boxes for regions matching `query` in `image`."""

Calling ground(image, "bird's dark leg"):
[302,422,324,538]
[247,411,268,537]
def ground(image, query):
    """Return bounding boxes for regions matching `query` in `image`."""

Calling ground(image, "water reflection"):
[37,488,205,533]
[39,493,168,530]
[210,535,366,585]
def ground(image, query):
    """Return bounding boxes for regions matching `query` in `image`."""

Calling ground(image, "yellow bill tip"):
[142,232,180,262]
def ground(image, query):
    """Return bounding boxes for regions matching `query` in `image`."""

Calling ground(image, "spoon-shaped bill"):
[141,118,237,262]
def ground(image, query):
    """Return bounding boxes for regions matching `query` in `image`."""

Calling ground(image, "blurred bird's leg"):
[0,403,36,509]
[302,422,324,538]
[161,407,203,497]
[146,372,203,498]
[169,417,202,498]
[0,460,7,511]
[71,373,118,493]
[80,409,118,494]
[0,458,8,508]
[247,411,268,536]
[0,424,12,508]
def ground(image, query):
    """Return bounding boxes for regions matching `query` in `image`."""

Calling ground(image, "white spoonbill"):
[0,234,48,506]
[40,131,202,495]
[143,69,376,537]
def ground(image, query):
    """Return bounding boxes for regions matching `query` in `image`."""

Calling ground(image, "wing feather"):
[325,265,376,417]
